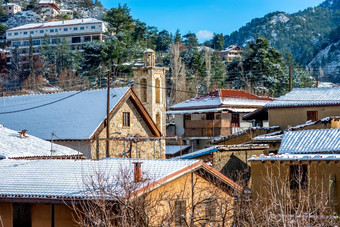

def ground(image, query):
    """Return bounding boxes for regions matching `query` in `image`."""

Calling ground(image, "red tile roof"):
[219,89,273,101]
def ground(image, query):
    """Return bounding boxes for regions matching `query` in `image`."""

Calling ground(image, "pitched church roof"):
[0,87,160,140]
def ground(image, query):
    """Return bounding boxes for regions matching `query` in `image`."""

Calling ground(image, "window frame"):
[307,111,318,122]
[290,165,308,190]
[123,112,130,127]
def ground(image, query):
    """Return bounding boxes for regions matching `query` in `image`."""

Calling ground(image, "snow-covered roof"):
[0,87,130,140]
[7,18,103,31]
[38,0,55,4]
[253,131,283,142]
[220,45,242,53]
[249,153,340,162]
[0,158,200,199]
[3,3,20,6]
[0,125,79,159]
[266,87,340,108]
[170,89,272,110]
[166,145,191,155]
[173,146,219,159]
[278,129,340,154]
[167,108,228,115]
[174,144,269,160]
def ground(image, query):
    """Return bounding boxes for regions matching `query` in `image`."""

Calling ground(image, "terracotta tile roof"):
[219,89,273,101]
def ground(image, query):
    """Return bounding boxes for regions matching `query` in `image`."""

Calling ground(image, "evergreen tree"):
[174,29,182,44]
[211,33,225,50]
[94,0,103,7]
[211,52,227,88]
[104,4,134,34]
[29,36,34,75]
[183,32,198,49]
[155,30,172,52]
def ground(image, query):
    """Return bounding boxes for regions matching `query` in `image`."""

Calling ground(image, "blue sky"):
[101,0,325,42]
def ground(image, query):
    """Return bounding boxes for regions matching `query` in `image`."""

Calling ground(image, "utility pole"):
[106,67,111,158]
[289,63,293,91]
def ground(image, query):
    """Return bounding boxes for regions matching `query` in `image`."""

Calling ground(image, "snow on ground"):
[270,13,289,25]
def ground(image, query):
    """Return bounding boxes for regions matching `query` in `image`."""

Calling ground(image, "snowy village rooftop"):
[278,128,340,155]
[6,18,103,31]
[0,159,201,199]
[0,125,80,159]
[248,153,340,162]
[265,87,340,108]
[0,87,130,140]
[170,89,272,110]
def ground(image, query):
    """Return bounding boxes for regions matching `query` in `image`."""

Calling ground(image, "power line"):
[0,90,84,114]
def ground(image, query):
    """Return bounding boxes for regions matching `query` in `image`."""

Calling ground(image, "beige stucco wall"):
[91,98,165,160]
[0,202,12,227]
[269,106,340,129]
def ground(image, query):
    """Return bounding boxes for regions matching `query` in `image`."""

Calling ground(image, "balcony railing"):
[184,127,247,137]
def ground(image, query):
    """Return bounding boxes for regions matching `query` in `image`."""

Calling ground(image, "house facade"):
[0,158,242,226]
[263,87,340,129]
[249,128,340,212]
[0,87,165,159]
[220,45,243,63]
[2,3,22,15]
[38,0,60,19]
[167,89,272,150]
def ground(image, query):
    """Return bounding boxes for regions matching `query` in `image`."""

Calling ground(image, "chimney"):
[133,162,143,182]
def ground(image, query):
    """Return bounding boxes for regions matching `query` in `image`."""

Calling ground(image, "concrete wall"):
[269,106,340,129]
[251,160,340,213]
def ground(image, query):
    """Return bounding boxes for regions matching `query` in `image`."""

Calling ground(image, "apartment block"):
[6,18,107,58]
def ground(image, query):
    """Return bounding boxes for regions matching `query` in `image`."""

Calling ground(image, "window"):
[290,165,308,190]
[231,113,240,127]
[50,29,54,33]
[155,78,160,103]
[91,26,96,29]
[51,38,60,44]
[175,200,186,226]
[24,31,28,35]
[14,32,18,35]
[13,203,32,227]
[30,31,34,34]
[74,27,78,30]
[32,40,40,45]
[140,78,147,102]
[206,113,214,120]
[12,41,20,47]
[307,111,318,122]
[64,28,68,31]
[23,40,29,46]
[123,112,130,127]
[8,33,12,36]
[205,197,216,221]
[72,37,81,43]
[80,26,84,30]
[156,113,161,130]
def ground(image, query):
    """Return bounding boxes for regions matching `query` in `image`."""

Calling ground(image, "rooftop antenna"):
[50,132,56,156]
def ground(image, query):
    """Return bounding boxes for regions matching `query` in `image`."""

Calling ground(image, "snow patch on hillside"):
[2,11,42,29]
[270,13,289,25]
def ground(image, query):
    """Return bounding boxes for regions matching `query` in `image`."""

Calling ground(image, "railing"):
[184,127,247,137]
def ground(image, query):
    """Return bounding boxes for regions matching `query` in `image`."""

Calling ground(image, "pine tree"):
[211,33,225,50]
[174,29,182,44]
[104,4,134,34]
[183,32,198,49]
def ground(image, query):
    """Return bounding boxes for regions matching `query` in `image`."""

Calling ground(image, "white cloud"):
[196,30,214,41]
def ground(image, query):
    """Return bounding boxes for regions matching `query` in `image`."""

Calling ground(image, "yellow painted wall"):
[54,204,77,227]
[148,172,235,226]
[269,106,340,129]
[251,160,340,213]
[0,202,12,227]
[32,204,51,227]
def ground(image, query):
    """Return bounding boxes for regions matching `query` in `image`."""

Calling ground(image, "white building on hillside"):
[2,3,22,15]
[38,0,61,19]
[6,18,107,60]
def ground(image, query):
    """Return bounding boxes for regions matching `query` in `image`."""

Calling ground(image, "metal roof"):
[0,159,199,199]
[278,129,340,154]
[266,87,340,108]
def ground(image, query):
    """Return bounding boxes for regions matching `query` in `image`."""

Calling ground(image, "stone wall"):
[91,98,165,160]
